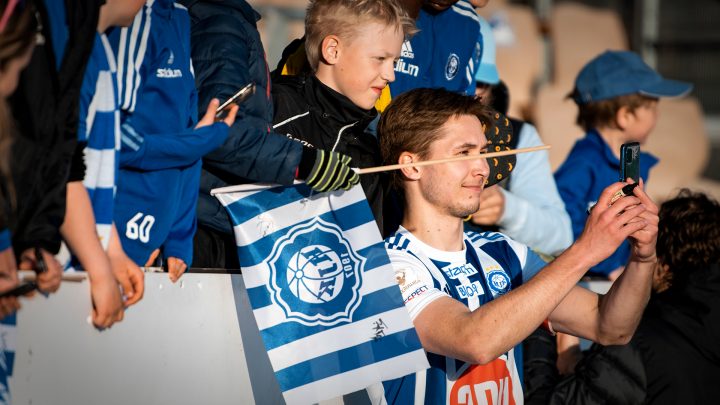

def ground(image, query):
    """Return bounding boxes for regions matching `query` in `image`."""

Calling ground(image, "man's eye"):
[457,150,470,156]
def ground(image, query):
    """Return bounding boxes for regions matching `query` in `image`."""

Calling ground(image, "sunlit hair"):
[378,88,493,191]
[305,0,417,71]
[569,91,657,131]
[0,0,37,219]
[657,189,720,288]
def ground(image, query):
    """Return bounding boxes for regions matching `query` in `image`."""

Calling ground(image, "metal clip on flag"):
[212,183,428,404]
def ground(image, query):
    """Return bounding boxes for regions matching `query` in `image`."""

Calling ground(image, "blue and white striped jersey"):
[76,33,120,257]
[108,0,229,265]
[372,227,547,404]
[390,0,482,97]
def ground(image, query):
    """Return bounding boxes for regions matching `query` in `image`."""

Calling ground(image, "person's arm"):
[107,223,144,307]
[412,183,651,364]
[189,12,302,185]
[119,100,236,171]
[497,125,573,255]
[549,181,657,343]
[160,162,199,282]
[61,181,124,328]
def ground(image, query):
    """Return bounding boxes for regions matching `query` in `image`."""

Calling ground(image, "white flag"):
[213,183,428,404]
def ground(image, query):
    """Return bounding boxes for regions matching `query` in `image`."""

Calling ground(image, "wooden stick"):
[354,145,551,175]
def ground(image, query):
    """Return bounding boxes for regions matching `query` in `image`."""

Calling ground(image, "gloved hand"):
[297,147,360,192]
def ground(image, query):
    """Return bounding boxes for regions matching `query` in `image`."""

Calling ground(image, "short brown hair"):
[378,88,493,191]
[573,93,657,131]
[657,189,720,287]
[305,0,417,71]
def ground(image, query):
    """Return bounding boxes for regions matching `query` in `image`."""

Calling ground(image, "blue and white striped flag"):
[0,313,15,404]
[213,183,428,404]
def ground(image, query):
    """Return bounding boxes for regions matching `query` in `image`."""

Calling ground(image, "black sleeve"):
[6,0,101,255]
[523,328,560,405]
[67,141,87,183]
[548,343,647,405]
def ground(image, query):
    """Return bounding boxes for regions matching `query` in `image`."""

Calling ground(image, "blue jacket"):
[390,0,481,97]
[108,0,229,265]
[180,0,304,235]
[554,130,658,276]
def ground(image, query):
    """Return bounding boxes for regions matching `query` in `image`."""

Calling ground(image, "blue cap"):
[573,50,693,104]
[474,16,500,85]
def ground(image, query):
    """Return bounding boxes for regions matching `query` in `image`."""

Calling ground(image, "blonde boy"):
[272,0,416,233]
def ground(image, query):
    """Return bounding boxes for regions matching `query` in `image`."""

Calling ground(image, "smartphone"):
[619,142,640,183]
[215,83,255,118]
[0,281,37,299]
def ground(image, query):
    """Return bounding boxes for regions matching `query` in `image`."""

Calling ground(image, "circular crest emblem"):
[445,53,460,80]
[267,218,365,326]
[487,270,511,295]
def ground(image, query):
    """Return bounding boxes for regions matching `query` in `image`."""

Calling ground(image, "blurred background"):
[249,0,720,202]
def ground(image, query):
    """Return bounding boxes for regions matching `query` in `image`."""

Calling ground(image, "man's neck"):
[401,203,465,252]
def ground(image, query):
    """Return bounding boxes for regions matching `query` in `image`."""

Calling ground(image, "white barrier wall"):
[10,273,286,405]
[8,271,612,405]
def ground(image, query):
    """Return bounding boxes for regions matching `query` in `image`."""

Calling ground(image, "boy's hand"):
[298,148,360,192]
[108,247,145,307]
[167,257,187,283]
[108,224,145,307]
[144,249,160,267]
[89,270,124,329]
[18,248,62,293]
[196,98,238,129]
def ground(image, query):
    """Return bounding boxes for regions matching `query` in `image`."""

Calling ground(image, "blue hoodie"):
[108,0,229,266]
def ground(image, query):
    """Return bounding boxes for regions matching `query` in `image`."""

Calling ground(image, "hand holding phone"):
[215,83,255,118]
[611,142,641,202]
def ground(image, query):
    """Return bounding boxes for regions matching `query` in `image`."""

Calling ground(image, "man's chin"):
[449,203,480,219]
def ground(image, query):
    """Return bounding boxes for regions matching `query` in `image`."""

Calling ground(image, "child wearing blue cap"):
[554,50,692,279]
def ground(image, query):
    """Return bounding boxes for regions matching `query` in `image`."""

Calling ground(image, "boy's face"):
[624,100,658,144]
[415,114,490,218]
[323,22,404,110]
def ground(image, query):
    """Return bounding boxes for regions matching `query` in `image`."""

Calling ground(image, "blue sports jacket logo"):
[267,218,365,326]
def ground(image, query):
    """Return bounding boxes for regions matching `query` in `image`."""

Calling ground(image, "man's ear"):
[320,35,341,65]
[399,152,422,181]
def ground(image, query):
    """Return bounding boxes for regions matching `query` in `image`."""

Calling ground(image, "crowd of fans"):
[0,0,717,403]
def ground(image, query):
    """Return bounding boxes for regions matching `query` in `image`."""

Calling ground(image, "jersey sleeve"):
[498,233,547,285]
[119,120,229,171]
[387,248,448,320]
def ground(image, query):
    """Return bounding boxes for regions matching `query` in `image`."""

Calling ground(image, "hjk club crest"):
[267,218,365,326]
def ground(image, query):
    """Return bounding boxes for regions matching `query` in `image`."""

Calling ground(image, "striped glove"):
[297,147,360,192]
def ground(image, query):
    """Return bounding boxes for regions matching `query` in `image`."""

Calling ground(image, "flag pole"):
[353,145,551,175]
